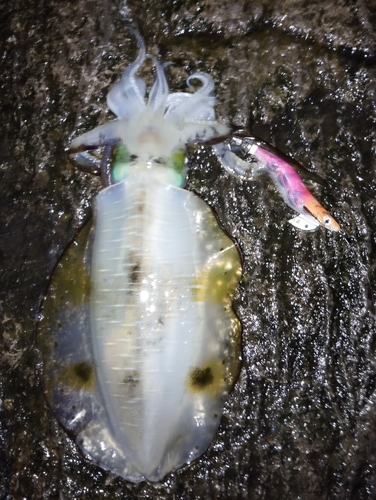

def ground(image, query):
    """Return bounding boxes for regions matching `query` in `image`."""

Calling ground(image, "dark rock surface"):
[1,0,375,498]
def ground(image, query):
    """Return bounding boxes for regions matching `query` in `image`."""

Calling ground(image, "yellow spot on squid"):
[191,245,242,303]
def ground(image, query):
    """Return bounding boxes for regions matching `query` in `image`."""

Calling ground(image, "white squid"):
[39,29,339,483]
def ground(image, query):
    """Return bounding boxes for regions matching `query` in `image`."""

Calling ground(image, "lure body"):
[246,140,340,231]
[220,135,340,232]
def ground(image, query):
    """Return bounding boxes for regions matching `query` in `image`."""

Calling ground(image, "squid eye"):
[112,145,131,183]
[169,150,186,172]
[167,150,187,186]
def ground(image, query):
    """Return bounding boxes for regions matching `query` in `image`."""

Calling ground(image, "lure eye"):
[323,216,332,225]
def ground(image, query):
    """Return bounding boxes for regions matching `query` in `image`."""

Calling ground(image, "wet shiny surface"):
[0,0,375,498]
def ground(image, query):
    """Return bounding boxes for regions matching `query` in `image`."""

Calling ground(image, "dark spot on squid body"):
[60,361,95,391]
[129,262,141,284]
[189,367,214,389]
[73,362,94,385]
[123,373,140,387]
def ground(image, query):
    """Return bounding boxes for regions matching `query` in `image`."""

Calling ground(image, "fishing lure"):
[215,135,341,232]
[39,31,339,483]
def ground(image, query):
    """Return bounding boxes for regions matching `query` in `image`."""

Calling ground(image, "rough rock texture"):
[1,0,376,498]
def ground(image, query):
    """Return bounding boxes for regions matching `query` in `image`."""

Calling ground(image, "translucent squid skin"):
[39,31,242,482]
[39,169,242,482]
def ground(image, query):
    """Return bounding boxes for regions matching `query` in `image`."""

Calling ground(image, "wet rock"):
[0,0,375,498]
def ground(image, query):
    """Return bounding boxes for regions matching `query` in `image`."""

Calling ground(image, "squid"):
[39,29,340,483]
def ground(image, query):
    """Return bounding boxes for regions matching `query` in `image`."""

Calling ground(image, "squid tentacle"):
[147,55,170,113]
[107,29,147,118]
